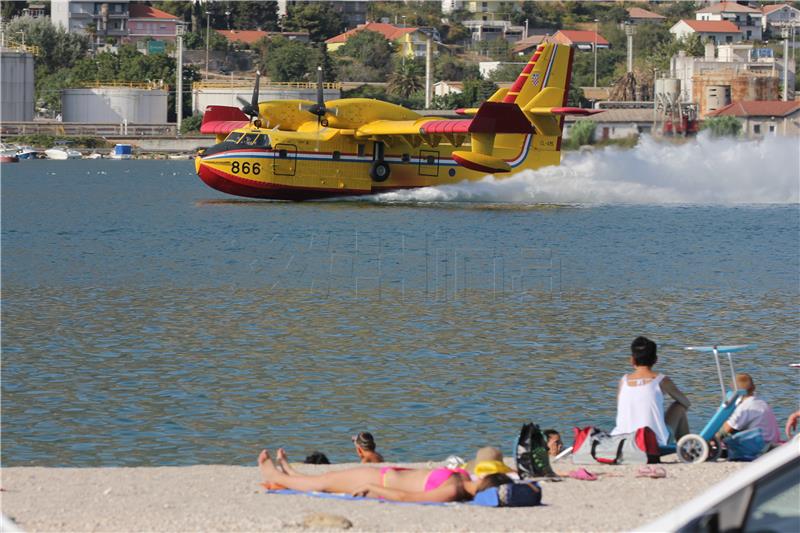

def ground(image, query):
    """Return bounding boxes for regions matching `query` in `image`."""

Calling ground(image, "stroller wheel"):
[707,437,723,461]
[676,434,709,464]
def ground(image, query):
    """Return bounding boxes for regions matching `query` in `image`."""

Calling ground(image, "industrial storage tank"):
[1,49,35,122]
[655,78,681,106]
[704,85,731,114]
[61,85,168,123]
[191,81,341,115]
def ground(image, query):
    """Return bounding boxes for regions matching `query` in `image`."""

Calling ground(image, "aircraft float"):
[195,42,600,200]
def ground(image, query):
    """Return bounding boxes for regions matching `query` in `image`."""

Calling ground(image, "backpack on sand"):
[571,426,660,465]
[515,422,558,478]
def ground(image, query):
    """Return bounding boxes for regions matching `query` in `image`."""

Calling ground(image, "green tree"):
[442,22,470,44]
[336,30,395,71]
[567,120,596,147]
[6,16,89,72]
[434,55,480,81]
[659,1,698,24]
[489,62,526,82]
[258,36,319,82]
[460,79,498,107]
[283,2,345,42]
[388,59,424,99]
[1,1,26,20]
[702,116,742,137]
[181,113,204,134]
[431,92,466,110]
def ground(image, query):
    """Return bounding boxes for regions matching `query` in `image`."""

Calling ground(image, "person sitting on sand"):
[719,374,781,445]
[611,336,691,446]
[543,430,563,458]
[352,432,384,463]
[259,449,513,503]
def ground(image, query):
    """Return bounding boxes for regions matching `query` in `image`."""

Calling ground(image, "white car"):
[640,438,799,532]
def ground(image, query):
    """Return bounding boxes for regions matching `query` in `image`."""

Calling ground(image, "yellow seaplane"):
[195,42,600,200]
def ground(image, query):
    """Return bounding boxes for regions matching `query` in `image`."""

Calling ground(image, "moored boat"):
[15,146,39,160]
[110,144,133,160]
[0,143,20,163]
[45,145,82,160]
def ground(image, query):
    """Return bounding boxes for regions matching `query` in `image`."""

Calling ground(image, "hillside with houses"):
[1,0,798,144]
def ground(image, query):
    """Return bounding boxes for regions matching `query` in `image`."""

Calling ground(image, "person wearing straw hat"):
[465,446,513,478]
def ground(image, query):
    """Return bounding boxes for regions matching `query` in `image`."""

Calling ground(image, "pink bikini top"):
[424,467,470,492]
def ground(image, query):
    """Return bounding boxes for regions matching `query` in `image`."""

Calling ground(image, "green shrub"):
[702,116,742,137]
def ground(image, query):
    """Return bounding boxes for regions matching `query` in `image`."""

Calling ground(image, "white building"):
[441,0,464,15]
[51,0,131,44]
[670,19,742,45]
[463,19,524,43]
[695,2,762,41]
[761,4,800,34]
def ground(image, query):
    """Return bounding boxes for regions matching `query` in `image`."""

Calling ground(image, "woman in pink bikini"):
[259,449,511,503]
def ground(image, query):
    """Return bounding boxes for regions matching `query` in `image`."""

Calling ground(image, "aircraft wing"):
[355,119,435,137]
[200,105,250,135]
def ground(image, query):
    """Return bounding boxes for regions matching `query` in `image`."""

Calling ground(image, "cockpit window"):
[238,133,270,148]
[225,132,244,143]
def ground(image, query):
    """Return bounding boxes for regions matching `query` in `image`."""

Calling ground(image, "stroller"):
[660,344,751,464]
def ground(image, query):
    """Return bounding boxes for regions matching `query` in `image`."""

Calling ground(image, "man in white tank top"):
[611,336,692,446]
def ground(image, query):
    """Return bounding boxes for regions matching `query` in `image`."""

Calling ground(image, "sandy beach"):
[2,457,744,532]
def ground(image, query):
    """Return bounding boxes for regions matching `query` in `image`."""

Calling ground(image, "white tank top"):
[611,373,670,446]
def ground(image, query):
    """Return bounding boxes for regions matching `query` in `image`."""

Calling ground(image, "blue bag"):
[724,428,766,461]
[473,482,542,507]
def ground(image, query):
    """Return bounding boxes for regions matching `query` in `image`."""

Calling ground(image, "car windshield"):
[225,132,244,143]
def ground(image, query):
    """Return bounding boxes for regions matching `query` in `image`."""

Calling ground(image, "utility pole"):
[425,36,432,109]
[176,23,185,134]
[782,26,789,101]
[625,21,635,74]
[593,19,599,87]
[205,10,211,79]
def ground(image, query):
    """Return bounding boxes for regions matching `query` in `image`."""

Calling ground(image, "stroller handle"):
[684,344,754,402]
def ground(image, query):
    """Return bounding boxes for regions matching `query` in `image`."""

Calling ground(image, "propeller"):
[237,69,261,119]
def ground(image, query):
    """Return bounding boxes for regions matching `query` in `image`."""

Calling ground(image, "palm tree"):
[388,59,423,99]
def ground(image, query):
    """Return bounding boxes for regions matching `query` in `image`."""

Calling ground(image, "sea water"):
[2,135,799,466]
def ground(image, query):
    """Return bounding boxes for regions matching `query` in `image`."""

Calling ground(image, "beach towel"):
[265,481,542,508]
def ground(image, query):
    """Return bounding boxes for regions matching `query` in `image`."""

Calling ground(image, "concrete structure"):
[326,22,440,59]
[127,3,178,43]
[0,49,35,122]
[51,0,130,45]
[441,0,464,15]
[761,4,800,34]
[671,44,794,117]
[696,2,762,41]
[62,86,168,124]
[191,81,341,115]
[461,1,520,20]
[707,100,800,137]
[627,7,666,25]
[277,1,367,30]
[670,20,742,45]
[433,80,463,98]
[553,30,609,51]
[463,20,525,43]
[564,108,655,141]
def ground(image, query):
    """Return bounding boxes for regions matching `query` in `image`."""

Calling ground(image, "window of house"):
[753,124,761,134]
[769,124,775,133]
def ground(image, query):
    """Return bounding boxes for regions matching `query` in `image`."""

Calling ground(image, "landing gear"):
[370,161,390,182]
[370,141,390,182]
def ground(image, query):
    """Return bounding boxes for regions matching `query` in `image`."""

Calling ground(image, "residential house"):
[627,7,666,25]
[325,22,438,59]
[706,100,800,137]
[761,4,800,35]
[433,80,463,98]
[441,0,464,15]
[671,44,793,117]
[695,2,762,41]
[21,4,46,18]
[552,30,609,51]
[51,0,131,44]
[670,20,742,45]
[463,19,525,43]
[127,4,178,43]
[564,108,655,141]
[277,1,367,30]
[216,29,310,46]
[462,1,521,21]
[511,34,550,56]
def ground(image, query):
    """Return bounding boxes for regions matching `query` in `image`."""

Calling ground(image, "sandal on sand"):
[568,468,597,481]
[636,466,667,479]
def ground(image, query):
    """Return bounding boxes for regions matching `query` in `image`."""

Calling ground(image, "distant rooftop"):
[707,100,800,118]
[128,4,178,20]
[325,22,417,44]
[696,2,761,14]
[678,20,742,33]
[554,30,609,47]
[627,7,666,20]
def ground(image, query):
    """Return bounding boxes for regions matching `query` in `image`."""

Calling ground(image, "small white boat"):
[110,144,133,160]
[45,145,82,160]
[86,152,104,159]
[0,143,19,163]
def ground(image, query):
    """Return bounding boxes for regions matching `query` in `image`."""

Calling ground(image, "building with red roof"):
[552,30,609,51]
[128,3,179,42]
[696,1,763,41]
[215,30,310,46]
[670,19,742,45]
[325,22,436,58]
[761,4,800,34]
[627,7,666,25]
[706,100,800,137]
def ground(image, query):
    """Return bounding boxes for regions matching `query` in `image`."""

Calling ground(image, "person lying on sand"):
[259,448,511,503]
[352,432,384,463]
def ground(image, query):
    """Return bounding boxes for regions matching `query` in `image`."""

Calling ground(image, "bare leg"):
[258,450,381,493]
[276,448,300,476]
[665,402,690,441]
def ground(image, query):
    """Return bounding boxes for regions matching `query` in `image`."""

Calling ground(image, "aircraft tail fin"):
[502,42,573,110]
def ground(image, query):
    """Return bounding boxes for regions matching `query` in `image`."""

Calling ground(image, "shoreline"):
[2,458,744,532]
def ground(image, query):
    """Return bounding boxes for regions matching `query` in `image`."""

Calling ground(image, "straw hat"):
[465,447,512,476]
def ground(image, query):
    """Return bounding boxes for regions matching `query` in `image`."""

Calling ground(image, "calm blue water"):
[2,158,799,466]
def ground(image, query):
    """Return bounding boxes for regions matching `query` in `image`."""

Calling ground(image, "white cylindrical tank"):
[61,87,168,123]
[656,78,681,106]
[1,50,35,121]
[191,86,341,114]
[705,85,731,113]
